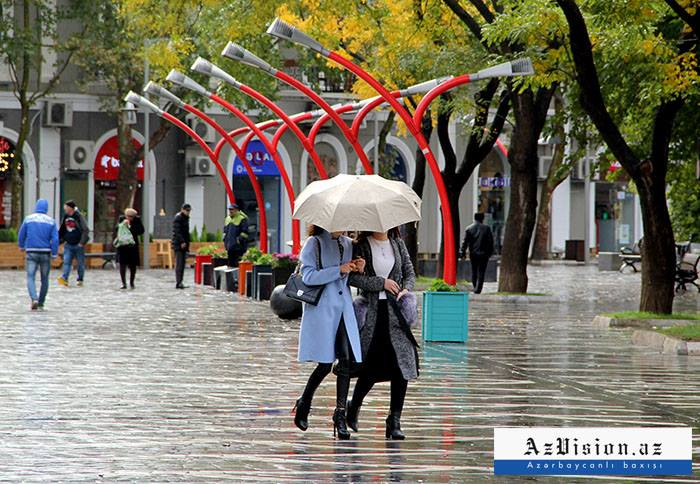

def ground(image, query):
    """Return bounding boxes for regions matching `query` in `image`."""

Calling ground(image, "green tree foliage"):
[668,159,700,241]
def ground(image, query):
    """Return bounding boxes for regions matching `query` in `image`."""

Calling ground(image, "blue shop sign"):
[233,139,280,177]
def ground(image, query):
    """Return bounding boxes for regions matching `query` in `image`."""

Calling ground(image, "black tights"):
[301,359,350,410]
[119,263,136,287]
[351,375,408,416]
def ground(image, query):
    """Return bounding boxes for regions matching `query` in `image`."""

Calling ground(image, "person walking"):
[172,203,191,289]
[459,212,495,294]
[223,203,249,267]
[18,199,59,310]
[57,200,90,287]
[347,228,418,440]
[292,225,363,440]
[114,208,145,289]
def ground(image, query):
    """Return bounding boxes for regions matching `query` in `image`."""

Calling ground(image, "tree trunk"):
[10,105,30,228]
[498,87,554,292]
[115,112,140,222]
[531,92,567,260]
[637,178,676,313]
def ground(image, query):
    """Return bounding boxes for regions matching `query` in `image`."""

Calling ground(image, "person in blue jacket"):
[292,225,365,440]
[18,199,59,310]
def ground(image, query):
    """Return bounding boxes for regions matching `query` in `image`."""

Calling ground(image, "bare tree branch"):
[468,0,495,23]
[663,0,698,33]
[442,0,484,41]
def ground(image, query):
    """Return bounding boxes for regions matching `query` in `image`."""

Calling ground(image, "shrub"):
[241,247,263,262]
[215,229,223,242]
[255,254,276,266]
[0,228,18,242]
[190,227,199,243]
[196,244,219,256]
[428,279,460,292]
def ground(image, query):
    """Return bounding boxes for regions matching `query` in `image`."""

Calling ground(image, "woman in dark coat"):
[115,208,144,289]
[347,227,418,439]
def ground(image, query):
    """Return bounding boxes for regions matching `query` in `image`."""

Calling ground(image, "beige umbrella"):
[293,174,422,233]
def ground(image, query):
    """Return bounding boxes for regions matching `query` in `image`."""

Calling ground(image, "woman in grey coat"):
[293,225,364,440]
[347,227,418,439]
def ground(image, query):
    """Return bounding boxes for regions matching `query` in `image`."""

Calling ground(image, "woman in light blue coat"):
[293,225,364,440]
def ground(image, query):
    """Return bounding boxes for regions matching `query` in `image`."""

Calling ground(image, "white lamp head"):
[221,42,277,75]
[266,18,330,57]
[124,91,164,116]
[166,70,211,97]
[143,81,184,107]
[471,58,535,81]
[191,57,241,89]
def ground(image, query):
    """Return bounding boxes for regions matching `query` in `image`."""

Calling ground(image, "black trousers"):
[227,248,243,267]
[119,263,136,287]
[174,249,187,286]
[470,254,490,294]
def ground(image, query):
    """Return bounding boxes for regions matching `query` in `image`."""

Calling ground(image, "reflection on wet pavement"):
[0,265,698,481]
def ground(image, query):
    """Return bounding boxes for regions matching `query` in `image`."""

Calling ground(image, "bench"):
[58,251,117,269]
[619,243,642,273]
[675,253,699,293]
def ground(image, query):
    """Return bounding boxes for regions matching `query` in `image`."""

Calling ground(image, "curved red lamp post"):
[220,43,374,176]
[124,91,236,210]
[267,19,459,283]
[168,69,300,254]
[191,58,329,180]
[143,82,268,254]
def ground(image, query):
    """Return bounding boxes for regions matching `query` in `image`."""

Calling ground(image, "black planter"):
[256,272,274,300]
[272,266,295,287]
[212,257,228,268]
[245,271,253,298]
[270,285,302,319]
[202,263,214,287]
[251,264,273,298]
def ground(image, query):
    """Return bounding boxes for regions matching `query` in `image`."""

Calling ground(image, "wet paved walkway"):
[1,265,699,482]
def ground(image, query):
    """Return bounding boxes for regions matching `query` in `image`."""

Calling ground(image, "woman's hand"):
[396,289,408,300]
[384,278,400,295]
[340,262,355,274]
[353,257,366,273]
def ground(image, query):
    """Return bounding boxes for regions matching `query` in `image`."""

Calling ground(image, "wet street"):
[1,265,699,482]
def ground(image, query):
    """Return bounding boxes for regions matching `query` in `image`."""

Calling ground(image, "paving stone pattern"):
[0,265,699,482]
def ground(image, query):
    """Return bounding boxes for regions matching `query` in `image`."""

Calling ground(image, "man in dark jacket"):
[172,203,191,289]
[223,203,249,267]
[58,200,90,287]
[18,199,59,310]
[459,212,494,294]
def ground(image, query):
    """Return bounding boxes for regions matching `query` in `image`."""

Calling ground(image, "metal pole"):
[583,142,591,264]
[142,46,151,269]
[373,111,379,174]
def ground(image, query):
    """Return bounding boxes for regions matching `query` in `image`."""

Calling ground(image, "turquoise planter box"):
[422,291,469,343]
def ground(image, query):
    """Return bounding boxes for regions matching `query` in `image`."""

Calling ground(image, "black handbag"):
[283,236,325,305]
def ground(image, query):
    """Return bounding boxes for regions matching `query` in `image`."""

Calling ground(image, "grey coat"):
[348,237,418,381]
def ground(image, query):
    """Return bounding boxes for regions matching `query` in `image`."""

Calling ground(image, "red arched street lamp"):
[143,81,269,254]
[266,18,460,283]
[166,69,300,254]
[124,91,236,207]
[220,43,375,176]
[267,17,534,283]
[190,58,330,180]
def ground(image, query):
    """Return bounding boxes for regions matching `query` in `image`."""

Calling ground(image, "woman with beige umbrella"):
[292,174,421,440]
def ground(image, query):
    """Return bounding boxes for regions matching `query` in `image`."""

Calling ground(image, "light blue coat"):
[297,231,362,364]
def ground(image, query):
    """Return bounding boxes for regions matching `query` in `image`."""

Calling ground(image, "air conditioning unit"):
[185,114,216,143]
[44,101,73,127]
[187,156,216,176]
[65,140,94,171]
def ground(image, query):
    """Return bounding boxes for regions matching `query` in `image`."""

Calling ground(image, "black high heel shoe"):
[385,413,405,440]
[333,408,351,440]
[345,399,360,432]
[292,397,310,432]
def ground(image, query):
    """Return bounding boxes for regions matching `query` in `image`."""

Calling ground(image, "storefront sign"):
[233,139,280,177]
[93,136,144,181]
[0,137,15,179]
[479,176,510,189]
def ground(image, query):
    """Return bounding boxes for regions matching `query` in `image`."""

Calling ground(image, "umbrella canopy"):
[293,174,422,233]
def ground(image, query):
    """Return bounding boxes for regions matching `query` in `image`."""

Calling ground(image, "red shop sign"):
[93,136,144,181]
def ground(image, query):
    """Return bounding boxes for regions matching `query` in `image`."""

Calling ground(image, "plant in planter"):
[194,244,218,285]
[252,253,276,300]
[422,279,469,343]
[211,246,229,268]
[238,247,262,297]
[271,253,299,286]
